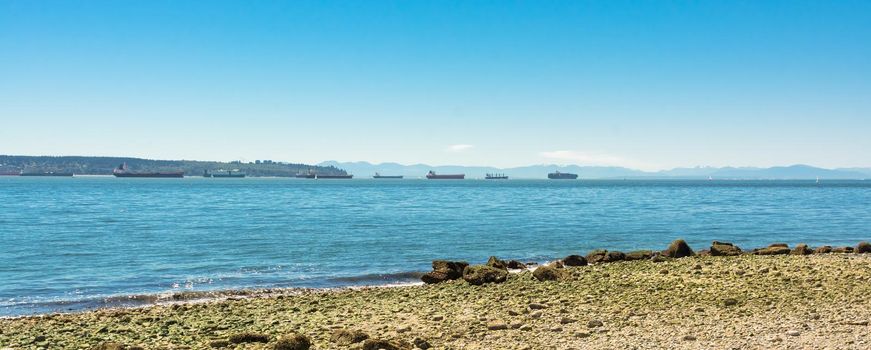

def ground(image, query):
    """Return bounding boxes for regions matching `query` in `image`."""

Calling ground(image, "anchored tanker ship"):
[113,163,184,178]
[547,171,578,179]
[426,171,465,179]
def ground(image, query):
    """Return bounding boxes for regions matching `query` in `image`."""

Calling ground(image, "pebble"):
[587,320,604,328]
[723,298,739,306]
[396,325,411,333]
[786,330,801,336]
[529,303,548,310]
[487,322,508,331]
[683,335,697,341]
[529,311,543,319]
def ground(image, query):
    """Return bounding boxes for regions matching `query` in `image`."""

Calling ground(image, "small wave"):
[327,271,425,284]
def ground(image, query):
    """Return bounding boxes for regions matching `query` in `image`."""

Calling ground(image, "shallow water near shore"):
[1,177,869,316]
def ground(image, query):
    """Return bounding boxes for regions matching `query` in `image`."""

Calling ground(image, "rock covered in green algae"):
[486,256,508,270]
[421,260,468,284]
[273,333,311,350]
[857,241,871,253]
[532,265,565,281]
[330,329,369,345]
[462,264,508,285]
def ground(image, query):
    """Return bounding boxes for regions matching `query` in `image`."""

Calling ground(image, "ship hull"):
[296,174,353,179]
[114,173,184,178]
[426,174,465,179]
[373,175,403,179]
[547,173,578,179]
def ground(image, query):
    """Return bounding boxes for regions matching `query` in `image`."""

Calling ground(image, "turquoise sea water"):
[1,177,869,316]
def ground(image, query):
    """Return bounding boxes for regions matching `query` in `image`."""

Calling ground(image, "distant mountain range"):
[320,161,871,180]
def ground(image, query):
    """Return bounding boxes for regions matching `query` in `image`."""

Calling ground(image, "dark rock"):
[92,343,126,350]
[791,243,813,255]
[562,254,588,266]
[857,242,871,254]
[650,253,671,263]
[420,270,452,284]
[228,332,269,344]
[606,251,626,262]
[710,241,742,256]
[723,298,739,306]
[814,246,833,254]
[421,260,468,284]
[506,260,527,269]
[587,320,604,328]
[331,329,369,345]
[832,246,855,253]
[362,339,412,350]
[487,256,508,270]
[532,265,565,281]
[412,338,431,349]
[769,243,788,248]
[274,333,311,350]
[663,239,694,258]
[624,250,654,261]
[462,265,508,285]
[586,249,609,264]
[696,249,711,256]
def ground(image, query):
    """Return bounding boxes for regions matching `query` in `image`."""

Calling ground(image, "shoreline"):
[3,240,871,349]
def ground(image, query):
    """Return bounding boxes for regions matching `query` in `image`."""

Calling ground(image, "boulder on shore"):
[857,242,871,254]
[273,334,311,350]
[462,265,508,285]
[832,246,855,253]
[663,239,694,258]
[486,256,508,270]
[562,254,588,266]
[814,246,833,254]
[791,243,813,255]
[506,260,527,269]
[532,265,565,281]
[330,329,369,345]
[710,241,742,256]
[625,250,654,261]
[586,250,625,264]
[753,244,791,256]
[421,260,468,284]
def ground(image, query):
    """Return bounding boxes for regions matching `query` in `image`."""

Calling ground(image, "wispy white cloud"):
[446,144,474,152]
[539,150,658,170]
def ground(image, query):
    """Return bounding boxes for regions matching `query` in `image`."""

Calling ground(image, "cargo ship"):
[113,163,184,178]
[485,173,508,180]
[426,171,465,180]
[204,170,246,178]
[373,172,403,179]
[294,170,352,179]
[547,171,578,180]
[19,171,74,177]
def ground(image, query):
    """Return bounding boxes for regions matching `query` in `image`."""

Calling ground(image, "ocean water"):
[1,177,869,316]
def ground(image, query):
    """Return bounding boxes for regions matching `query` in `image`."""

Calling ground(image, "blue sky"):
[1,1,869,170]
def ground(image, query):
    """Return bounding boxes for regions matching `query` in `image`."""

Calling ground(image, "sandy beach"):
[2,243,871,350]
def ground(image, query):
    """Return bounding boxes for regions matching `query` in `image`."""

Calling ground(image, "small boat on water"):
[547,171,578,180]
[373,172,403,179]
[426,171,464,180]
[485,173,508,180]
[204,170,246,178]
[113,163,184,178]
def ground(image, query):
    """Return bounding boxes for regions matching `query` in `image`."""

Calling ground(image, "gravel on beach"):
[2,253,871,350]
